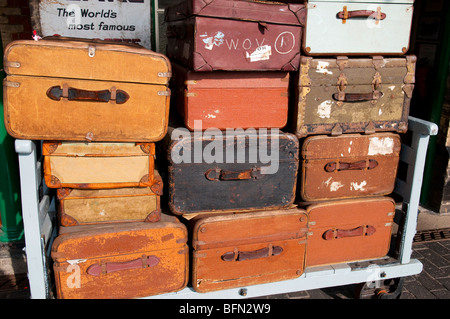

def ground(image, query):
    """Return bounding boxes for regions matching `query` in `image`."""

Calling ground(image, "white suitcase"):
[303,0,414,55]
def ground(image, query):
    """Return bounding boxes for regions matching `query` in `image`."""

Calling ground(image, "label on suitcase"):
[166,129,299,214]
[171,62,289,130]
[43,141,161,190]
[300,133,401,201]
[51,215,188,299]
[303,0,414,55]
[3,38,171,142]
[165,0,304,71]
[57,182,162,227]
[190,208,308,292]
[292,55,415,137]
[304,197,395,267]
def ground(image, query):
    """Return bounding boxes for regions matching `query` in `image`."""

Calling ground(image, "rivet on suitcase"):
[189,208,308,292]
[51,215,188,299]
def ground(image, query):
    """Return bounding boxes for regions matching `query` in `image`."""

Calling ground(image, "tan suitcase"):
[190,208,308,292]
[304,197,395,267]
[51,214,188,299]
[43,141,161,190]
[3,38,171,142]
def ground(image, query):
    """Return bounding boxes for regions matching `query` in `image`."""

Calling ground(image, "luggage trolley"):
[15,116,437,299]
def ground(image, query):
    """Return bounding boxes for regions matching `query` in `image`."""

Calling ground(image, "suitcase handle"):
[86,255,159,276]
[337,6,386,23]
[324,159,378,172]
[332,91,383,102]
[205,167,260,181]
[47,85,130,104]
[221,245,283,262]
[323,225,376,240]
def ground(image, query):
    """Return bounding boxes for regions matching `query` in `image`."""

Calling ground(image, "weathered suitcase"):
[51,214,188,299]
[171,63,289,130]
[292,55,416,137]
[303,197,395,267]
[190,208,308,292]
[303,0,415,56]
[43,141,162,190]
[300,133,401,201]
[3,38,171,142]
[57,178,162,227]
[166,129,299,214]
[165,0,304,71]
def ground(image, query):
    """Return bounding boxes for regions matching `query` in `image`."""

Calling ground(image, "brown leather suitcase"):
[51,214,188,299]
[165,0,304,71]
[43,141,162,190]
[190,208,308,293]
[299,133,401,201]
[3,38,171,142]
[303,197,395,267]
[57,179,162,227]
[291,55,416,137]
[165,129,299,215]
[171,63,289,130]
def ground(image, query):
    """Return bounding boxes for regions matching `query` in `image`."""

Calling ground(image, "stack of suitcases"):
[1,0,417,298]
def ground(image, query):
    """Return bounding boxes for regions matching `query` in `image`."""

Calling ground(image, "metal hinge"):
[157,90,171,96]
[4,61,20,68]
[4,81,20,88]
[158,72,172,78]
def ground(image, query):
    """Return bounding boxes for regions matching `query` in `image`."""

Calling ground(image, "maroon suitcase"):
[164,0,305,71]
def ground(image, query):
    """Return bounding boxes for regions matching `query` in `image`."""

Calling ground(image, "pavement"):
[0,210,449,300]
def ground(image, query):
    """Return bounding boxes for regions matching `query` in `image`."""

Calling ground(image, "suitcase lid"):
[173,62,289,89]
[43,141,155,156]
[304,196,395,232]
[299,55,416,86]
[51,214,186,261]
[3,39,171,85]
[168,129,299,165]
[191,208,308,250]
[302,133,401,160]
[165,0,306,26]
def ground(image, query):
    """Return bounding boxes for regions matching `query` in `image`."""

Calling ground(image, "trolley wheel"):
[355,277,405,299]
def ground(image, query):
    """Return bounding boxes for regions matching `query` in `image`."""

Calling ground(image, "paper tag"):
[246,45,272,62]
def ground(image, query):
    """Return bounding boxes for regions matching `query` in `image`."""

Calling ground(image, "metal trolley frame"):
[15,116,437,299]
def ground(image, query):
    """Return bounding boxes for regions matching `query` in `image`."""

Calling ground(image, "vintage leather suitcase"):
[303,0,415,56]
[51,214,188,299]
[57,175,162,226]
[171,63,289,130]
[190,208,308,292]
[166,129,299,214]
[165,0,304,71]
[300,133,401,201]
[303,197,395,267]
[43,141,162,190]
[3,38,171,142]
[292,55,416,137]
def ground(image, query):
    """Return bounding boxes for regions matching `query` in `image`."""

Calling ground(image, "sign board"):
[33,0,152,49]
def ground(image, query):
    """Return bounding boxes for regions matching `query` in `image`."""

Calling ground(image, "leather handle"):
[323,225,376,240]
[324,159,378,172]
[221,245,283,262]
[86,255,159,276]
[337,7,386,22]
[205,168,260,181]
[47,85,129,104]
[332,91,383,102]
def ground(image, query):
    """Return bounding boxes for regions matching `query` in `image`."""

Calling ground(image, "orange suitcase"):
[190,208,308,293]
[43,141,161,190]
[304,197,395,267]
[300,133,401,201]
[51,214,188,299]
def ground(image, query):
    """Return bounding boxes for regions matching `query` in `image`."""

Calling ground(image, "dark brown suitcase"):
[51,214,188,299]
[300,133,401,202]
[291,55,416,137]
[165,0,305,71]
[303,197,395,267]
[190,208,308,292]
[171,62,290,130]
[165,129,299,215]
